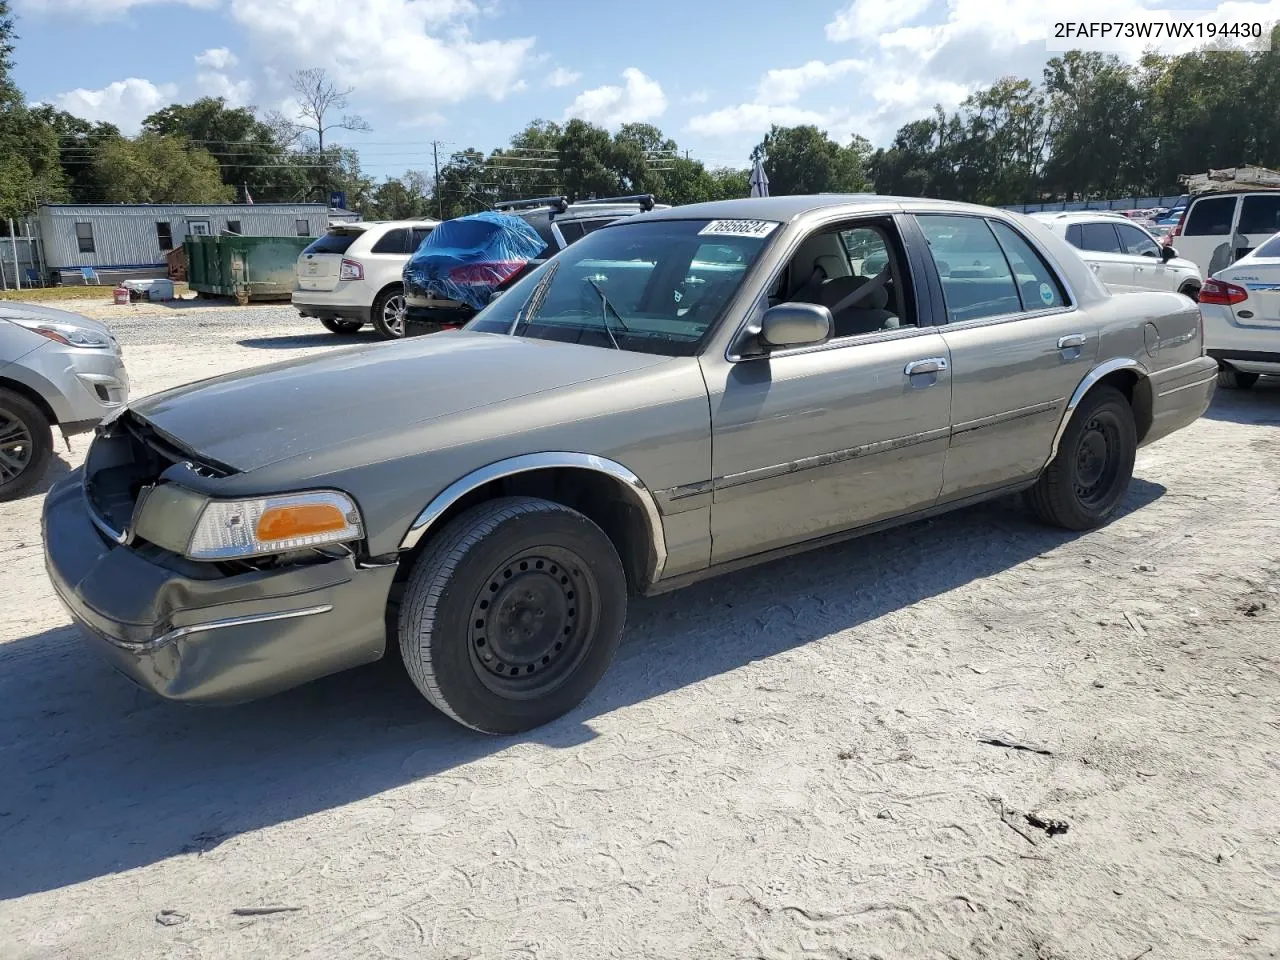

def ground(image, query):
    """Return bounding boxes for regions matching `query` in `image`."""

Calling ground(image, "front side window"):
[1238,195,1280,235]
[467,218,777,356]
[917,214,1021,322]
[1078,222,1123,253]
[1183,196,1237,236]
[75,222,95,254]
[1115,222,1160,257]
[839,227,889,277]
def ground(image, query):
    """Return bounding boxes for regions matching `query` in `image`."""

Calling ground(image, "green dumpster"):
[185,235,313,304]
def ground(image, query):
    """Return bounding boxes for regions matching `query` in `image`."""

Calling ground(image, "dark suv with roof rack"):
[404,194,668,333]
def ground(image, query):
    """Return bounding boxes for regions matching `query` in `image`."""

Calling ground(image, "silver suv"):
[1,302,128,500]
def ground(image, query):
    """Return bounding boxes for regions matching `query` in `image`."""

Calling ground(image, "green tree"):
[556,119,618,199]
[370,170,432,219]
[750,125,870,195]
[0,3,67,219]
[91,133,234,203]
[27,106,120,202]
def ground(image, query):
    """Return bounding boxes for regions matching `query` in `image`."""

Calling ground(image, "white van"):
[1169,191,1280,278]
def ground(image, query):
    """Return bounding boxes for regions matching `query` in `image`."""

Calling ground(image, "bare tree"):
[289,67,371,152]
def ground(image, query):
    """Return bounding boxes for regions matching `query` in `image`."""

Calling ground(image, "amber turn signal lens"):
[256,503,348,542]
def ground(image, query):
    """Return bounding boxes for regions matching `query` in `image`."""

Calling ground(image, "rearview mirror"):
[759,303,832,349]
[1160,245,1177,262]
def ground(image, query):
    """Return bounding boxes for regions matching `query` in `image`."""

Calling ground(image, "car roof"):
[331,218,440,231]
[632,194,1022,225]
[1030,211,1144,224]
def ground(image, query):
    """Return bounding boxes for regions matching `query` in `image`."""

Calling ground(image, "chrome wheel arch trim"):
[397,452,669,583]
[1045,356,1148,465]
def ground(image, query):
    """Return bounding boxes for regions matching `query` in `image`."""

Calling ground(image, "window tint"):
[988,220,1068,310]
[1079,222,1123,253]
[1066,223,1083,248]
[555,221,586,244]
[577,219,612,237]
[1183,196,1236,236]
[410,227,432,252]
[1251,234,1280,258]
[156,222,173,251]
[371,228,411,254]
[1115,222,1160,257]
[295,219,310,237]
[917,214,1021,323]
[840,227,889,277]
[226,220,242,235]
[1238,195,1280,235]
[75,222,95,254]
[302,230,360,255]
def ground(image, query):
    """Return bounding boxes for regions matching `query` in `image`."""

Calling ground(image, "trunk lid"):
[295,227,365,292]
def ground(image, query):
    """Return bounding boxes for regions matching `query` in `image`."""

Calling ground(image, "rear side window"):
[577,218,614,237]
[371,228,412,254]
[1183,197,1237,236]
[1115,223,1160,257]
[917,214,1022,323]
[1238,195,1280,235]
[302,230,360,255]
[1252,234,1280,258]
[988,220,1068,310]
[1079,222,1123,253]
[555,221,586,244]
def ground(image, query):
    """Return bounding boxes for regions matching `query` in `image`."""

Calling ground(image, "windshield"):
[466,218,777,355]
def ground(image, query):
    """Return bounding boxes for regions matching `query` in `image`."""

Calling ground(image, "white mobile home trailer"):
[35,203,356,285]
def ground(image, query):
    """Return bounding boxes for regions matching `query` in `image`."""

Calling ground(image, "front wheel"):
[398,497,627,734]
[1179,284,1200,303]
[371,286,408,340]
[1026,385,1136,531]
[1217,364,1258,390]
[0,388,54,502]
[320,317,364,334]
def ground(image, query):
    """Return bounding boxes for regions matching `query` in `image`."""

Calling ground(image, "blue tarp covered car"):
[403,211,547,312]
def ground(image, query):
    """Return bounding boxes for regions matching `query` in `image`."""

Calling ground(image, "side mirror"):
[759,302,832,349]
[1160,245,1177,262]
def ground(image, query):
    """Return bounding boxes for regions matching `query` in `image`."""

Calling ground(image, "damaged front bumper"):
[42,470,398,704]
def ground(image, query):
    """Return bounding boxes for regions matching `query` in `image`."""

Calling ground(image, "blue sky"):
[9,0,1279,182]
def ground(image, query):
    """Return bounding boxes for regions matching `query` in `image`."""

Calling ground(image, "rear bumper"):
[1142,355,1218,446]
[42,470,398,704]
[1206,349,1280,374]
[291,287,372,325]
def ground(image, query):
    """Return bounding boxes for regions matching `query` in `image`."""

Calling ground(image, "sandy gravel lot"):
[1,298,1278,960]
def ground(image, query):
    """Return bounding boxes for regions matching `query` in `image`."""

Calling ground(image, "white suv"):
[1032,212,1203,299]
[293,219,439,339]
[1167,189,1280,278]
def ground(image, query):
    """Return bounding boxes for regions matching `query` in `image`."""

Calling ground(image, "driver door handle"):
[905,357,948,377]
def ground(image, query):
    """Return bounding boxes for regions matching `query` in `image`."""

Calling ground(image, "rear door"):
[1177,195,1239,277]
[915,213,1098,501]
[1070,221,1135,288]
[296,227,364,292]
[1236,194,1280,260]
[1114,221,1175,292]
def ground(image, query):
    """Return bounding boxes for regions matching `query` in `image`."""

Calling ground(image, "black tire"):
[371,285,408,340]
[1217,364,1258,390]
[1027,385,1136,531]
[0,388,54,502]
[1179,283,1200,303]
[398,496,627,734]
[320,317,364,334]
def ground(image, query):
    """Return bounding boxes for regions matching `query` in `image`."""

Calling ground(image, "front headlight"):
[186,490,364,560]
[3,314,113,348]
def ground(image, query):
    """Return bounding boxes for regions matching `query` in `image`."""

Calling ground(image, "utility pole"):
[433,140,444,220]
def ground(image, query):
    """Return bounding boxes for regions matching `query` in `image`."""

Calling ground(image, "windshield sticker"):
[698,219,778,239]
[1039,282,1055,305]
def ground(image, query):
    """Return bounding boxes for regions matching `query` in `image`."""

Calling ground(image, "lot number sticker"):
[1039,282,1055,305]
[699,219,778,239]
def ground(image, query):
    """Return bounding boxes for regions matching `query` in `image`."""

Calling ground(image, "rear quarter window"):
[1183,197,1237,237]
[303,231,360,255]
[1251,234,1280,258]
[370,228,412,254]
[1238,195,1280,235]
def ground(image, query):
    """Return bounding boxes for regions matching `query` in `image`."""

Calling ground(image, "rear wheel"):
[1027,385,1136,531]
[1179,283,1200,303]
[0,388,54,502]
[398,497,627,734]
[320,317,363,334]
[372,286,408,340]
[1217,364,1258,390]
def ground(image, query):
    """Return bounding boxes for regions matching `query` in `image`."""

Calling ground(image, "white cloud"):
[547,67,582,88]
[563,67,667,127]
[756,58,865,105]
[52,78,178,132]
[687,103,843,138]
[825,0,934,41]
[16,0,216,17]
[684,89,710,105]
[195,71,254,106]
[227,0,534,106]
[195,47,239,70]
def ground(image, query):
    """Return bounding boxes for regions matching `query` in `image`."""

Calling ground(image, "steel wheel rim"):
[1072,414,1123,509]
[0,407,34,484]
[383,295,407,336]
[467,546,597,700]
